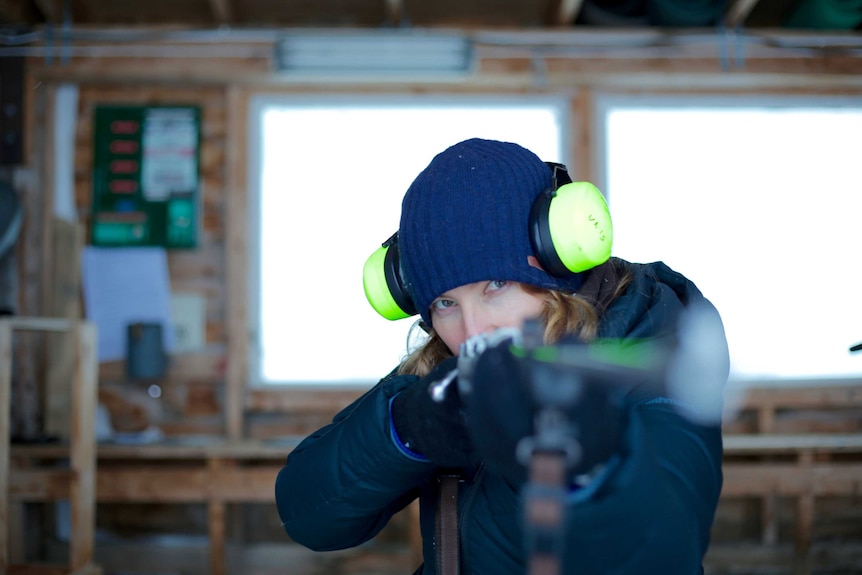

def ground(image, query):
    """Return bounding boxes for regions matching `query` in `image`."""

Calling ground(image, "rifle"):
[455,301,728,575]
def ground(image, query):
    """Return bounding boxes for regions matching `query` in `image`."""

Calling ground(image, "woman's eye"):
[487,280,507,291]
[432,298,456,310]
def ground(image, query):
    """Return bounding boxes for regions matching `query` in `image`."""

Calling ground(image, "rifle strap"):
[524,451,567,575]
[435,474,461,575]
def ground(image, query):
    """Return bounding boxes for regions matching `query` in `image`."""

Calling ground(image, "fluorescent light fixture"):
[275,31,473,76]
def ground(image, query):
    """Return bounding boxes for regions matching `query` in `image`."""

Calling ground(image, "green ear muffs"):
[363,165,613,320]
[529,180,613,277]
[362,232,418,321]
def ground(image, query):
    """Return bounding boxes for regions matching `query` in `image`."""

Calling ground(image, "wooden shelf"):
[1,318,99,575]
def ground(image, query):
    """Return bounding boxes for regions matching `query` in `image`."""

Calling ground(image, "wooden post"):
[570,88,594,183]
[225,85,249,441]
[0,320,12,572]
[69,323,97,571]
[45,219,85,439]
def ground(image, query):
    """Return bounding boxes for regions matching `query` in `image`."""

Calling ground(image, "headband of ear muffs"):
[362,163,613,321]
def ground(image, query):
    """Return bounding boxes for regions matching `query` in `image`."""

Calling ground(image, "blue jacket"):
[276,261,728,574]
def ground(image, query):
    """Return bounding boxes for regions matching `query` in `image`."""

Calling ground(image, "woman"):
[275,138,728,574]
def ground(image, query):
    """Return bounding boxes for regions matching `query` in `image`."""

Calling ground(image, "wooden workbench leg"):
[793,493,813,575]
[69,323,97,571]
[793,451,814,575]
[8,493,24,564]
[758,407,779,547]
[762,492,778,545]
[209,500,225,575]
[207,458,227,575]
[0,321,12,572]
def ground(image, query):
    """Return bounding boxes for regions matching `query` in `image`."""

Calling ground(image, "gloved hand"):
[391,356,476,469]
[461,330,628,487]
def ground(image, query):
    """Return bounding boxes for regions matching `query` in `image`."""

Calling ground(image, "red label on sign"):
[110,140,139,154]
[110,120,139,134]
[110,159,139,174]
[110,180,138,194]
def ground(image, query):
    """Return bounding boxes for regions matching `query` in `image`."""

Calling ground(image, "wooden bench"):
[10,382,861,575]
[723,383,862,435]
[719,383,862,573]
[10,437,423,575]
[9,438,299,575]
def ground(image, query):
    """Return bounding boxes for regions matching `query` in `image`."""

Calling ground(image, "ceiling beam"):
[208,0,233,24]
[725,0,763,27]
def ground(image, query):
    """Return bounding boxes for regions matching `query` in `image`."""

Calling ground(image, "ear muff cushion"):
[363,243,416,320]
[546,182,613,274]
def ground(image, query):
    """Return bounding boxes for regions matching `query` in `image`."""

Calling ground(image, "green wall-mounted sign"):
[91,105,201,248]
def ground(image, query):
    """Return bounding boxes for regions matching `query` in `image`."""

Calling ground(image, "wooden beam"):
[30,58,862,91]
[246,387,363,414]
[723,433,862,454]
[10,438,301,460]
[208,0,232,24]
[0,317,82,332]
[725,0,763,28]
[10,465,283,502]
[225,86,248,440]
[98,351,226,382]
[11,435,862,502]
[721,463,862,497]
[731,385,862,410]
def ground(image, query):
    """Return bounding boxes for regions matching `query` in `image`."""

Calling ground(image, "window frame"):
[246,93,573,388]
[592,92,862,388]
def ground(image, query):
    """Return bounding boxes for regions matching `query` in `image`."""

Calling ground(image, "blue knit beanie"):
[399,138,586,326]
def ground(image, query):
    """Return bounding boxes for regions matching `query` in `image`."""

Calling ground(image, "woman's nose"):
[461,307,495,340]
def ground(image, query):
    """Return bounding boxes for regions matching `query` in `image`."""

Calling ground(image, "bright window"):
[250,96,568,385]
[597,96,862,383]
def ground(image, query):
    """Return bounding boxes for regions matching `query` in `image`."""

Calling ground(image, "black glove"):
[391,356,476,469]
[463,334,627,487]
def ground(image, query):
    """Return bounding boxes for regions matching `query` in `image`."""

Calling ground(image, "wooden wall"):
[7,29,862,571]
[78,85,230,436]
[13,27,862,440]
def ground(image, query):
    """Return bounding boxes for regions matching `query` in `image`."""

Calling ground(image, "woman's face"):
[430,280,545,355]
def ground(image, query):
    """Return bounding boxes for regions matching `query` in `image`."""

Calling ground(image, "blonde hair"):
[399,287,604,378]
